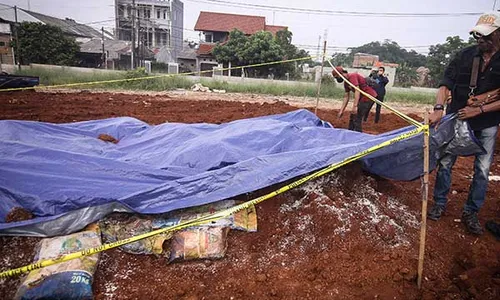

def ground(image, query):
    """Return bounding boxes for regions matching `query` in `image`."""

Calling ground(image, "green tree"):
[213,28,311,79]
[331,52,351,67]
[394,63,418,88]
[240,31,284,78]
[426,36,475,87]
[212,29,248,66]
[331,40,427,68]
[13,22,80,66]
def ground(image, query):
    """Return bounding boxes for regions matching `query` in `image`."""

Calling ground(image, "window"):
[146,9,151,19]
[0,42,5,46]
[163,10,166,19]
[205,33,213,43]
[157,10,161,19]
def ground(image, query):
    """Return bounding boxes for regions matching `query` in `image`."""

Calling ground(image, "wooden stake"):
[417,110,430,289]
[314,40,327,115]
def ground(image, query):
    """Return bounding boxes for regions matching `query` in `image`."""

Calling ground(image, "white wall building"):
[115,0,183,62]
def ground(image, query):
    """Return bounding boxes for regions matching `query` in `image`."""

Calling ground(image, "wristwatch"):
[433,104,444,111]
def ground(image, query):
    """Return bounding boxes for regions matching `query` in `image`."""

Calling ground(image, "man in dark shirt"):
[428,12,500,235]
[364,67,389,123]
[332,67,377,132]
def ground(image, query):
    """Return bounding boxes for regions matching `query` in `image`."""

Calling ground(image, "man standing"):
[332,66,377,132]
[364,67,389,123]
[428,12,500,235]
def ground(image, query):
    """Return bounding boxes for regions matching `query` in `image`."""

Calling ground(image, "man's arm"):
[458,99,500,120]
[338,92,350,118]
[430,52,460,125]
[380,76,389,85]
[353,88,361,113]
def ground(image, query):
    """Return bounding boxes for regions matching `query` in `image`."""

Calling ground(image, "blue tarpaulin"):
[0,109,476,236]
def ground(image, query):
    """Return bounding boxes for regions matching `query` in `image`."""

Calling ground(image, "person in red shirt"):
[332,66,377,132]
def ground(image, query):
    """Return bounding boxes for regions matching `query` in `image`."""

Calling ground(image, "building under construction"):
[114,0,183,62]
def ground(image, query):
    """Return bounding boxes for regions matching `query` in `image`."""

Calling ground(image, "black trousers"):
[363,94,384,123]
[348,101,372,132]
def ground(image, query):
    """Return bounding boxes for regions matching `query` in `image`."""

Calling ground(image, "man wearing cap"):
[428,12,500,235]
[332,66,377,132]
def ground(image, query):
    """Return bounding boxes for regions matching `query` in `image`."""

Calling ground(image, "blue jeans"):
[433,125,498,213]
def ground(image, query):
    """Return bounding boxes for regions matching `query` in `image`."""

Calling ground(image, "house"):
[177,41,197,73]
[79,39,155,70]
[114,0,183,63]
[0,4,114,66]
[192,11,287,76]
[0,4,110,44]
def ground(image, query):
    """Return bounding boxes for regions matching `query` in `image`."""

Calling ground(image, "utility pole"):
[316,35,321,63]
[315,40,327,115]
[27,0,31,10]
[101,27,106,69]
[137,9,141,68]
[131,0,136,69]
[14,6,21,70]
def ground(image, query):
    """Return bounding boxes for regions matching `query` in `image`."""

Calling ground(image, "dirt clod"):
[5,207,34,223]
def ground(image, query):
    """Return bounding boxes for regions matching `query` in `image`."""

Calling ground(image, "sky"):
[0,0,498,56]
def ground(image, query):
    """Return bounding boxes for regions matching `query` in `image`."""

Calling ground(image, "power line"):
[184,0,483,17]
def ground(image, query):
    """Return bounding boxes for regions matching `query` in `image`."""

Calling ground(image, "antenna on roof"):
[27,0,31,10]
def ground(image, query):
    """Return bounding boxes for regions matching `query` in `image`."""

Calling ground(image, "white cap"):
[470,12,500,36]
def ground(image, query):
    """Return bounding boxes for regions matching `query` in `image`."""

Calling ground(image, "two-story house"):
[115,0,183,62]
[193,11,287,76]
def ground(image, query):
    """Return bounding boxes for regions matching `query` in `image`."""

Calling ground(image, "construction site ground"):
[0,90,499,300]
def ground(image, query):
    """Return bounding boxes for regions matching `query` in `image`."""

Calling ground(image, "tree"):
[13,22,80,66]
[394,63,418,88]
[213,29,311,79]
[331,40,427,68]
[331,52,351,67]
[240,31,284,78]
[426,36,475,87]
[212,29,248,66]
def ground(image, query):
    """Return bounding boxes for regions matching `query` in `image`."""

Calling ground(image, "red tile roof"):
[196,43,216,56]
[265,25,288,35]
[195,11,286,35]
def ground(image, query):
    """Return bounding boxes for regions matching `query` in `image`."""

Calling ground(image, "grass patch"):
[200,79,346,99]
[14,67,434,105]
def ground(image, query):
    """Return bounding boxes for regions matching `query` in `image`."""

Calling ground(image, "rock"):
[452,190,458,195]
[256,274,267,282]
[393,272,404,282]
[382,255,391,261]
[341,253,351,260]
[458,274,468,281]
[306,273,317,282]
[400,268,410,275]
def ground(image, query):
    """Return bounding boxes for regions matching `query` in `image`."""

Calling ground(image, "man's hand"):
[337,110,343,119]
[458,106,481,120]
[351,105,358,114]
[429,110,444,126]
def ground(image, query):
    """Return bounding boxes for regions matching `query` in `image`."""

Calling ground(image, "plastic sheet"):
[0,110,483,236]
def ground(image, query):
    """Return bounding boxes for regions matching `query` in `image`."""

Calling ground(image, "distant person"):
[332,66,377,132]
[364,67,389,123]
[427,11,500,235]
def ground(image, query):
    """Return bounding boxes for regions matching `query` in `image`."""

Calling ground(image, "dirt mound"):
[5,207,34,223]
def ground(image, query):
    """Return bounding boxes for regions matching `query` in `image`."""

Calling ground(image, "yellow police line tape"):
[327,60,423,129]
[0,125,426,280]
[0,55,319,93]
